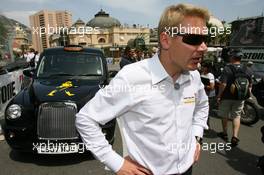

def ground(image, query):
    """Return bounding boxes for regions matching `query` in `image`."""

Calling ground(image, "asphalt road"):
[194,116,264,175]
[0,116,263,175]
[0,118,121,175]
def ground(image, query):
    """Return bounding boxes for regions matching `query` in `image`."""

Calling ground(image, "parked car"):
[3,45,116,154]
[240,62,264,125]
[250,62,264,107]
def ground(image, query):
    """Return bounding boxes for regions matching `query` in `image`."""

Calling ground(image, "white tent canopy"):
[207,47,223,52]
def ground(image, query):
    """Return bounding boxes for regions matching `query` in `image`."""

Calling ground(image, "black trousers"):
[170,166,192,175]
[182,166,192,175]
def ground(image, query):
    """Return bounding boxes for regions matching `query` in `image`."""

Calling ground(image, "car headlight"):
[6,104,22,120]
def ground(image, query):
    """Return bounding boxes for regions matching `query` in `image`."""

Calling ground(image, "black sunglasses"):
[176,34,208,46]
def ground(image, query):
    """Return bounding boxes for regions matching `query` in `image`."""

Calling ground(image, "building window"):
[79,42,87,46]
[98,38,106,43]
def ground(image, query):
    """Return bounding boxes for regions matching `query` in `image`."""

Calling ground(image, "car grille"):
[37,102,78,140]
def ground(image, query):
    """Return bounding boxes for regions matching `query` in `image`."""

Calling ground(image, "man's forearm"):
[76,112,124,172]
[193,88,209,136]
[217,83,226,98]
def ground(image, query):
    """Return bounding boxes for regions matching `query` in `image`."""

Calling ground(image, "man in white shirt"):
[26,48,35,63]
[34,51,40,64]
[26,48,37,68]
[76,3,209,175]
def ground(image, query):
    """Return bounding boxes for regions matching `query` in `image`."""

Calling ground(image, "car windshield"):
[251,63,264,72]
[37,53,103,78]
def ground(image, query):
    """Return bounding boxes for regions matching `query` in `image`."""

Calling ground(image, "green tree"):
[0,21,7,44]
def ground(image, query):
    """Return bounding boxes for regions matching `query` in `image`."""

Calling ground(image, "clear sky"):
[0,0,263,27]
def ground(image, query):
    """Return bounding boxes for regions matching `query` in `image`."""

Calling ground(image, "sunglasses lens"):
[182,35,207,45]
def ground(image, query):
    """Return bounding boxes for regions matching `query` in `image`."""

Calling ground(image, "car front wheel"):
[241,101,259,125]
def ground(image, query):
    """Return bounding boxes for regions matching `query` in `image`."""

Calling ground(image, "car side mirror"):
[109,70,118,78]
[23,69,34,77]
[0,68,7,75]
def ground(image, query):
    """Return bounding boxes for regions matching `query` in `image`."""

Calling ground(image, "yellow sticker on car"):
[65,90,74,96]
[47,90,57,96]
[47,81,77,97]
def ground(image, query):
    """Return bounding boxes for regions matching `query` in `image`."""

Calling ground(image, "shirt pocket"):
[131,91,174,130]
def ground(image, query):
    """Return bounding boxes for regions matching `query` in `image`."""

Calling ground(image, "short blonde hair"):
[158,3,210,42]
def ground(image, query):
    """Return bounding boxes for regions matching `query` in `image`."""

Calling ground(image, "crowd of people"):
[199,49,253,148]
[23,48,40,68]
[119,46,158,69]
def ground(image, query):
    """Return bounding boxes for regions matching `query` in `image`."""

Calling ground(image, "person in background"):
[136,49,144,61]
[201,62,215,129]
[144,52,150,59]
[151,47,159,57]
[21,51,28,59]
[34,51,40,66]
[26,48,36,68]
[130,48,137,62]
[217,49,252,147]
[246,61,254,79]
[119,46,136,69]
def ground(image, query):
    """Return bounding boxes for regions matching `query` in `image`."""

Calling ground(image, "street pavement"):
[0,116,263,175]
[194,116,263,175]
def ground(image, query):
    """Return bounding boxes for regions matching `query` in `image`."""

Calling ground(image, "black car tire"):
[241,101,259,125]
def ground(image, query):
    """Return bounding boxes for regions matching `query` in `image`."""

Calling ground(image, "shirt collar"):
[148,54,169,85]
[148,54,192,85]
[176,71,191,85]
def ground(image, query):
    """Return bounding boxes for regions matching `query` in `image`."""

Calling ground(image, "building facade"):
[13,23,30,55]
[50,9,150,58]
[29,10,72,52]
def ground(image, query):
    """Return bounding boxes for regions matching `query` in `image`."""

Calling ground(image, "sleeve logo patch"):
[183,96,195,104]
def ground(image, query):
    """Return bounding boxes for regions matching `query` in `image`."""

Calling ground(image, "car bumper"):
[3,119,116,153]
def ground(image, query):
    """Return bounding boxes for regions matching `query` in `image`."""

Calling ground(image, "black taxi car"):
[3,45,116,154]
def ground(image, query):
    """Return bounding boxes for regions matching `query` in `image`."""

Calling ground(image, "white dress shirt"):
[26,52,35,62]
[76,54,209,175]
[201,72,215,97]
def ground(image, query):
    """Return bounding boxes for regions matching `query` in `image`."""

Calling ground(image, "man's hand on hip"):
[193,142,201,163]
[116,156,153,175]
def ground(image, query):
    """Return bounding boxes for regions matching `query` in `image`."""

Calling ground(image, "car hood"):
[29,78,103,105]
